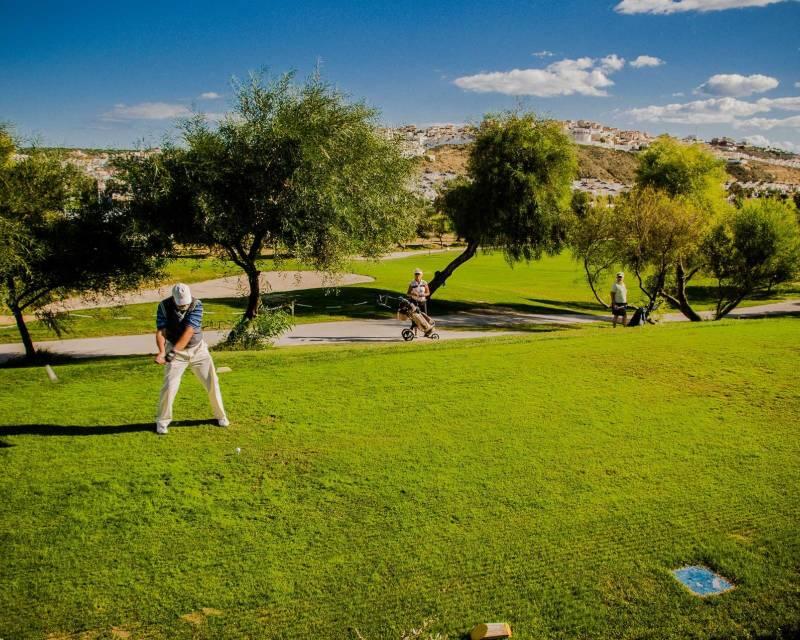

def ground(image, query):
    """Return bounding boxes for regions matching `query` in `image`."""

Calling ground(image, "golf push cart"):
[377,294,440,341]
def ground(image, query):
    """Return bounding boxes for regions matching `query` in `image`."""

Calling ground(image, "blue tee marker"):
[672,566,734,596]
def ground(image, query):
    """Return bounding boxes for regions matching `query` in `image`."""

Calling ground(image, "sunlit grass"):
[2,250,798,344]
[1,319,799,638]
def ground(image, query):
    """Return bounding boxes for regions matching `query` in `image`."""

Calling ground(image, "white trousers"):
[156,340,227,429]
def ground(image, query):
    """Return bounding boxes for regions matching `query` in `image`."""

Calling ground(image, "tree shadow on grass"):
[0,418,217,437]
[0,352,162,369]
[525,297,605,314]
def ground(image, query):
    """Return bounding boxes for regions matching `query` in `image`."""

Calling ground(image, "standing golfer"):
[407,268,430,334]
[407,268,430,314]
[154,283,229,434]
[610,272,628,328]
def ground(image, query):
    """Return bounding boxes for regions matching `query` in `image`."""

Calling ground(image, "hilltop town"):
[385,120,656,155]
[387,122,800,200]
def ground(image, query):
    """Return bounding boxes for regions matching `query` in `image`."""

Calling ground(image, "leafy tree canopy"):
[704,198,800,318]
[431,112,577,293]
[636,136,727,213]
[0,148,168,359]
[117,72,420,318]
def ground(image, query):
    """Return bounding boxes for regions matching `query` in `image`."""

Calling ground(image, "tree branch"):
[428,240,479,296]
[583,257,610,309]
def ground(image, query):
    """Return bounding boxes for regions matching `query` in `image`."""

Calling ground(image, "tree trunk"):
[584,258,610,309]
[715,292,747,320]
[673,262,703,322]
[428,240,479,296]
[244,268,261,320]
[634,266,660,312]
[6,279,36,359]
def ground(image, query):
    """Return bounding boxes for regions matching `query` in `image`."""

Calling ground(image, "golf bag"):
[398,297,435,337]
[628,305,653,327]
[377,295,440,341]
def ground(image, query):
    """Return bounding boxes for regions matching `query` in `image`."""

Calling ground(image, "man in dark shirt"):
[154,283,228,435]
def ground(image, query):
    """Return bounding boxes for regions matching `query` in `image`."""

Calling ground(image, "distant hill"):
[420,143,640,184]
[575,146,639,183]
[420,142,800,188]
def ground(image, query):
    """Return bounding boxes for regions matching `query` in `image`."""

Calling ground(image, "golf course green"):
[2,250,798,344]
[1,319,798,638]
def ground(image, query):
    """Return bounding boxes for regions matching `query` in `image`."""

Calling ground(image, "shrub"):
[218,307,295,351]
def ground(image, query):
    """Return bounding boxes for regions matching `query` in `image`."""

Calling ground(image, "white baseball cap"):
[172,283,192,306]
[414,268,423,275]
[616,272,625,278]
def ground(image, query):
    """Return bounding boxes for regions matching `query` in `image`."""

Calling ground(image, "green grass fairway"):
[5,250,798,345]
[1,320,799,638]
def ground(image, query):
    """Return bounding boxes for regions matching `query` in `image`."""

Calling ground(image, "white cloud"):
[600,54,626,72]
[615,0,792,14]
[532,50,555,58]
[672,92,685,97]
[199,92,222,100]
[628,94,800,132]
[454,55,624,97]
[796,81,800,88]
[736,115,800,130]
[630,55,665,68]
[757,96,800,111]
[102,102,192,121]
[742,134,800,151]
[696,73,779,97]
[628,97,769,124]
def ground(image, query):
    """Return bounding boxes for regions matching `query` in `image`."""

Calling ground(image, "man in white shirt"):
[406,268,430,334]
[610,272,628,328]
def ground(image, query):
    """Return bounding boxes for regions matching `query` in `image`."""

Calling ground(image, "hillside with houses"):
[398,123,800,201]
[18,122,800,203]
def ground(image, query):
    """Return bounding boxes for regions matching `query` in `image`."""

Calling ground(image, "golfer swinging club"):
[154,283,229,434]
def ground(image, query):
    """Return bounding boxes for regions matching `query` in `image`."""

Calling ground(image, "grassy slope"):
[1,319,799,639]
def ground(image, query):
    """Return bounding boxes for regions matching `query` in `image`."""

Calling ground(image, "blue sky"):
[1,0,799,149]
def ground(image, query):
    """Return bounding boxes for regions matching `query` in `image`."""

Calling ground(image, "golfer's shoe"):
[156,424,169,435]
[218,418,230,428]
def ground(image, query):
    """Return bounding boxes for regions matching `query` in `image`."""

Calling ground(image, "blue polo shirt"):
[156,298,204,347]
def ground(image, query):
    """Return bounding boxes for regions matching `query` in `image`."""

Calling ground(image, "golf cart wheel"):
[429,333,440,340]
[401,328,415,341]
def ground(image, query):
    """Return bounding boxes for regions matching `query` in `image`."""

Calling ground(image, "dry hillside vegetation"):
[419,144,469,174]
[755,161,800,185]
[575,146,639,183]
[422,143,800,186]
[725,162,776,183]
[422,143,640,184]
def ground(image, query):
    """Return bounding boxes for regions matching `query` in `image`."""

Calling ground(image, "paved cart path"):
[0,306,605,363]
[1,297,797,364]
[0,317,516,362]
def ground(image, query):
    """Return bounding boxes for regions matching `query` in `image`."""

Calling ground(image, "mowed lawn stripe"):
[0,320,799,639]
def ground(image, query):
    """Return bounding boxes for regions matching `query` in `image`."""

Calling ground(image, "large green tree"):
[568,191,618,309]
[117,73,419,319]
[704,198,800,318]
[429,112,577,295]
[620,187,708,313]
[635,136,728,320]
[570,137,730,320]
[0,132,168,359]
